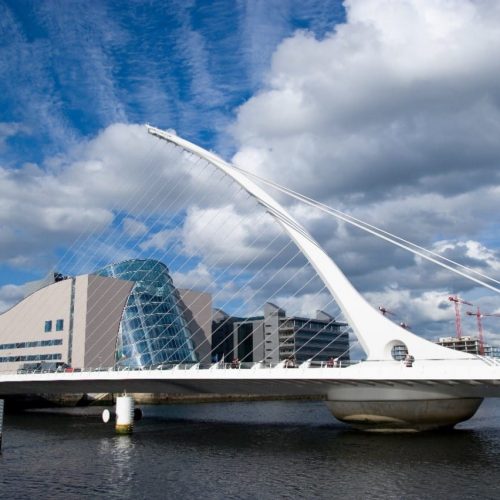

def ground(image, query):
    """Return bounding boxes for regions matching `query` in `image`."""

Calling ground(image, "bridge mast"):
[146,125,469,362]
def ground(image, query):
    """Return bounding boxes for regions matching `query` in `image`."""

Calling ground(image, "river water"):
[1,399,499,499]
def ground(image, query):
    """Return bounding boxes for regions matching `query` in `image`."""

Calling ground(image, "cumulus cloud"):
[272,291,338,318]
[172,263,216,291]
[122,217,148,238]
[180,204,282,266]
[0,123,214,272]
[1,0,499,348]
[232,0,500,207]
[228,0,500,338]
[0,284,25,312]
[139,228,180,252]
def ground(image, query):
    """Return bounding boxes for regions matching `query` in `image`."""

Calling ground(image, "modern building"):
[0,259,210,372]
[211,308,244,363]
[486,345,500,358]
[212,302,349,365]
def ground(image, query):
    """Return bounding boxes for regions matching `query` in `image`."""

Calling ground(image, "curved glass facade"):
[96,259,197,368]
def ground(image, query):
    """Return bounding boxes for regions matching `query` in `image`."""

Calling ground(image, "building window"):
[0,339,63,350]
[56,319,64,331]
[44,320,52,333]
[0,353,62,363]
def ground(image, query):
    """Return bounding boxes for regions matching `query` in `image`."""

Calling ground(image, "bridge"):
[1,357,500,430]
[1,125,499,432]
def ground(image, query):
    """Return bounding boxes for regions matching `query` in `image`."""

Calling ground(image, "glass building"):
[96,259,197,368]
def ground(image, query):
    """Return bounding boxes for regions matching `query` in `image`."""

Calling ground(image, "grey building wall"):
[0,278,72,371]
[0,274,133,372]
[179,289,213,364]
[82,275,134,368]
[263,303,284,364]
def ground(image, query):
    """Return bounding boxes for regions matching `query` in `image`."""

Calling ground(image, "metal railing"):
[3,354,500,376]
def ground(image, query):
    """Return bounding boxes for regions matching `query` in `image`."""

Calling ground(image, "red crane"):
[449,295,473,339]
[466,307,500,356]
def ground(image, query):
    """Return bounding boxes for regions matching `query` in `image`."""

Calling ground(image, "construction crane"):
[466,307,500,356]
[448,295,473,339]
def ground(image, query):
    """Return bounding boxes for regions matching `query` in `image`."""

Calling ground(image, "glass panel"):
[95,259,197,369]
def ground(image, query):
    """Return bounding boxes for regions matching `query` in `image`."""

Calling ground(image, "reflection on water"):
[1,399,500,499]
[98,435,135,497]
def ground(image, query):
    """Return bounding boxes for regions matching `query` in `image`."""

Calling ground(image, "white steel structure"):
[145,125,476,363]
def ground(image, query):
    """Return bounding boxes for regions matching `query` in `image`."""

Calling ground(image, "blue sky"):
[0,0,344,284]
[0,0,499,339]
[0,0,344,163]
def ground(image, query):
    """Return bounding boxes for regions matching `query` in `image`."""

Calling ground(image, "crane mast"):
[466,307,500,355]
[449,295,473,339]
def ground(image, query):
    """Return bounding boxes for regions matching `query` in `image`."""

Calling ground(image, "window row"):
[0,339,63,350]
[0,353,62,363]
[44,319,64,332]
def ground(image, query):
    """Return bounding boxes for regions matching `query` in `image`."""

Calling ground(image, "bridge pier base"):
[115,394,135,435]
[326,398,483,432]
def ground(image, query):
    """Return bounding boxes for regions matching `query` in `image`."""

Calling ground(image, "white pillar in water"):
[115,394,134,435]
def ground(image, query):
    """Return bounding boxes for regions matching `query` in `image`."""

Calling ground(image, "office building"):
[212,302,349,365]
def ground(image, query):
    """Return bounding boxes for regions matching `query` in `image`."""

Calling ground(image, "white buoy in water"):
[115,394,134,434]
[102,408,111,423]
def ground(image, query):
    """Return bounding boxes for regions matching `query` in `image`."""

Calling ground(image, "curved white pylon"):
[146,125,469,361]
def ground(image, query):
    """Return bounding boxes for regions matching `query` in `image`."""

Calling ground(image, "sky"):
[0,0,499,347]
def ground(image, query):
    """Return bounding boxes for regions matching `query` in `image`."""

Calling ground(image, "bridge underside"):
[2,370,500,398]
[2,368,500,431]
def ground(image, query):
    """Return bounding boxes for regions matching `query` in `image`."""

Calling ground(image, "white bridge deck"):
[1,358,500,401]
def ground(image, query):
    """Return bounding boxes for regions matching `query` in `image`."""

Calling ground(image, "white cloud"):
[122,218,148,238]
[0,284,25,313]
[228,0,500,339]
[272,291,338,319]
[180,204,281,266]
[172,263,216,292]
[232,0,500,201]
[140,229,180,252]
[0,123,200,270]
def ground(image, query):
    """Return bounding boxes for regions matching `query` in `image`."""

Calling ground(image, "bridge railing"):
[3,354,499,376]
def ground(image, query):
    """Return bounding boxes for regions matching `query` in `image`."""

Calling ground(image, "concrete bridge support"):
[115,394,135,434]
[325,398,484,432]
